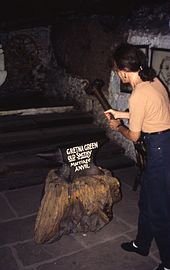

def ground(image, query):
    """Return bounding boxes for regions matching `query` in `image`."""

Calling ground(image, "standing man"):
[105,43,170,270]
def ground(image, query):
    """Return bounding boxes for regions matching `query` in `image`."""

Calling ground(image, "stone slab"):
[15,235,83,266]
[36,236,157,270]
[0,247,18,270]
[0,106,74,116]
[4,184,43,217]
[0,193,16,221]
[0,215,36,245]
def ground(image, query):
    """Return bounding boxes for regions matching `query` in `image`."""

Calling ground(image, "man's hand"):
[109,119,122,131]
[105,112,121,131]
[104,109,130,120]
[104,111,141,141]
[104,109,117,119]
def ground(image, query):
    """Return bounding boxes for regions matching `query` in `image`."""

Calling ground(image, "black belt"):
[142,128,170,136]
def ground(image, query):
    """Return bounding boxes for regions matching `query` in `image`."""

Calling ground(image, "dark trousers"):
[135,131,170,268]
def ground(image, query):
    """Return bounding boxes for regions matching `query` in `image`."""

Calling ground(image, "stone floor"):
[0,166,161,270]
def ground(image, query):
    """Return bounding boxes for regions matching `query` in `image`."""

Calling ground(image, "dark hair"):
[113,43,156,82]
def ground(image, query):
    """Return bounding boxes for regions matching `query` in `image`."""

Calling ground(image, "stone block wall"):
[0,26,61,101]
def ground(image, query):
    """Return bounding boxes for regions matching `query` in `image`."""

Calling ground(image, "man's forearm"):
[117,125,140,142]
[117,111,129,119]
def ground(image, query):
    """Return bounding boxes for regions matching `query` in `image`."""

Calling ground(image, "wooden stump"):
[34,168,121,244]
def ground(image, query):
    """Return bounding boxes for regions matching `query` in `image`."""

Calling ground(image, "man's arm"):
[117,124,141,142]
[105,109,129,119]
[105,113,141,142]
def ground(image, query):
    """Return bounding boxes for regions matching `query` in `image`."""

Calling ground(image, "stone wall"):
[54,68,92,112]
[51,16,116,91]
[0,26,62,101]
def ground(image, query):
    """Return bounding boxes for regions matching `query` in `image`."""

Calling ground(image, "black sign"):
[59,141,100,181]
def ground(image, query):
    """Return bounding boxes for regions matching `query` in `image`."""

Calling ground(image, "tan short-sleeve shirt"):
[129,78,170,133]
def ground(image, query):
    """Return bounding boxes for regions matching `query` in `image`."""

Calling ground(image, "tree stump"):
[34,167,121,244]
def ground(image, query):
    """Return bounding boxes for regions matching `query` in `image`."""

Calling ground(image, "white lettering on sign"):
[66,142,98,172]
[75,163,90,172]
[76,150,92,160]
[70,158,91,167]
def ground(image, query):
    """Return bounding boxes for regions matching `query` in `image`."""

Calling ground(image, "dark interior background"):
[0,0,168,22]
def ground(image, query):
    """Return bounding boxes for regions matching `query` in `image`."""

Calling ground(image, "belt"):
[142,128,170,136]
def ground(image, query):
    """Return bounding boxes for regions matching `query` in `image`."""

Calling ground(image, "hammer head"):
[84,79,105,95]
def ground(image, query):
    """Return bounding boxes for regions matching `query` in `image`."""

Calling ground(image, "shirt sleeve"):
[128,91,146,132]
